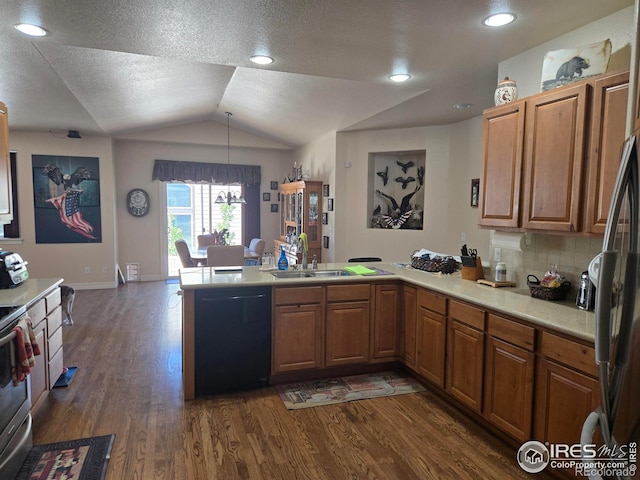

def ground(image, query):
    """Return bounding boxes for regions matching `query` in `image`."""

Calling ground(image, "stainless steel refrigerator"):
[581,135,640,480]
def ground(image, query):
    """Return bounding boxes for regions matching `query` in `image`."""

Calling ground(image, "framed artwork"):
[32,154,102,243]
[322,212,328,225]
[323,236,330,249]
[470,178,480,207]
[271,203,279,212]
[270,181,279,190]
[263,192,271,201]
[327,198,334,211]
[540,39,611,92]
[322,184,330,197]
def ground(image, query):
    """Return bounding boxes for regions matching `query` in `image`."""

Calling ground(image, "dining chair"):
[207,245,245,267]
[197,233,217,248]
[175,239,203,267]
[244,238,266,259]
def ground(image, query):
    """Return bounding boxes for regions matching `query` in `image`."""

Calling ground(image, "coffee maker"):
[576,270,595,310]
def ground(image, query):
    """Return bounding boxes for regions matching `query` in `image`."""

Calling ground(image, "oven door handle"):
[0,413,32,471]
[0,329,17,348]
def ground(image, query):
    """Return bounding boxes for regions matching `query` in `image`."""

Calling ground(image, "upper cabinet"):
[479,71,629,234]
[0,101,12,221]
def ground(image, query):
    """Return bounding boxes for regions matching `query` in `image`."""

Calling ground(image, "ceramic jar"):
[494,77,518,105]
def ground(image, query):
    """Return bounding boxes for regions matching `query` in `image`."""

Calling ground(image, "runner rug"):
[15,434,115,480]
[275,370,426,410]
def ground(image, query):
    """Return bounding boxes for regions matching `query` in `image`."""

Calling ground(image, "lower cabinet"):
[401,286,417,369]
[326,284,371,367]
[445,300,486,413]
[372,283,400,360]
[28,315,48,409]
[416,307,446,387]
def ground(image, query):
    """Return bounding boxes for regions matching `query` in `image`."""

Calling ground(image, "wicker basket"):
[527,274,571,301]
[411,254,457,274]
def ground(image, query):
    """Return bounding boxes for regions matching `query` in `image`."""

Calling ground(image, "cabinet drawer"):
[417,289,447,315]
[47,306,63,335]
[326,284,369,302]
[487,314,535,351]
[48,346,64,386]
[28,299,47,327]
[448,300,485,330]
[45,287,61,314]
[539,331,597,377]
[48,326,63,361]
[274,286,323,306]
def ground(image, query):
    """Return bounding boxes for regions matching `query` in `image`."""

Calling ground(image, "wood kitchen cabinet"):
[401,285,417,369]
[45,288,64,388]
[272,286,324,373]
[27,299,48,411]
[274,180,322,264]
[0,101,12,221]
[534,332,600,450]
[479,100,525,228]
[325,284,371,367]
[371,283,400,360]
[483,314,535,442]
[446,300,485,413]
[415,288,447,387]
[585,71,629,233]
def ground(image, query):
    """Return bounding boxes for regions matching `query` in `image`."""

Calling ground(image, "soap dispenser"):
[277,245,289,271]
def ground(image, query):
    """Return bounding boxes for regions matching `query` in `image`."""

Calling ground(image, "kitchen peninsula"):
[180,263,596,462]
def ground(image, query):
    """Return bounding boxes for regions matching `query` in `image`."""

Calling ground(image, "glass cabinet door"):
[308,191,318,242]
[285,193,291,222]
[280,193,285,237]
[297,191,303,236]
[291,191,296,223]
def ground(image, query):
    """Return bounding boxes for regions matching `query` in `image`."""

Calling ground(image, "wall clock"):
[126,188,149,217]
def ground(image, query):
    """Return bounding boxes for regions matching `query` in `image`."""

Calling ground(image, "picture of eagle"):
[42,164,93,190]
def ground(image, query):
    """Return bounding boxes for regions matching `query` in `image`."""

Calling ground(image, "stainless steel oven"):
[0,305,33,478]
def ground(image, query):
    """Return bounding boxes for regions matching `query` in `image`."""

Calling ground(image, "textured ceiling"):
[0,0,633,147]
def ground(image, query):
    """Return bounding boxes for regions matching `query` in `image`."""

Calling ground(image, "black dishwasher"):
[194,286,271,395]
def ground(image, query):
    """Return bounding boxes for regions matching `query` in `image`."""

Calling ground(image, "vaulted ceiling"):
[0,0,633,147]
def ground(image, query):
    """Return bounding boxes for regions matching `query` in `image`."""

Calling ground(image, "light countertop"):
[180,263,594,342]
[0,278,64,308]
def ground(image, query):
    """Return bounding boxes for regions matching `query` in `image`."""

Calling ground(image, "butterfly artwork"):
[396,160,414,173]
[395,176,415,189]
[376,166,389,186]
[382,210,413,229]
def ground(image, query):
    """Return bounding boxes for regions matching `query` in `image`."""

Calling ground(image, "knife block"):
[461,256,484,281]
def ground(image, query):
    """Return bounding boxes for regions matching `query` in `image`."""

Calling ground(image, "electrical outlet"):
[494,247,501,262]
[84,266,91,274]
[460,232,466,242]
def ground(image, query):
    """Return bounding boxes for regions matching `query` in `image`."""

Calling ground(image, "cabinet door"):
[585,71,629,234]
[479,100,525,228]
[416,307,446,387]
[326,301,370,366]
[272,304,324,373]
[446,320,484,412]
[0,101,11,217]
[29,321,48,410]
[522,83,588,232]
[534,358,600,477]
[402,286,417,369]
[371,284,400,359]
[484,336,534,442]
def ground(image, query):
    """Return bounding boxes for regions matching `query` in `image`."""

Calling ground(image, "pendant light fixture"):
[215,112,246,205]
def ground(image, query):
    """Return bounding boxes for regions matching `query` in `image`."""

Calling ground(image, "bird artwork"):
[382,210,413,229]
[376,166,389,186]
[395,176,415,189]
[396,160,414,173]
[40,164,96,239]
[373,204,381,215]
[417,166,424,185]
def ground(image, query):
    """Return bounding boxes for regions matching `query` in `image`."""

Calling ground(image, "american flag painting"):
[32,155,101,243]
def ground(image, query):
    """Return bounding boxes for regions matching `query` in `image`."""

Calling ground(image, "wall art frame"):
[470,178,480,207]
[263,192,271,201]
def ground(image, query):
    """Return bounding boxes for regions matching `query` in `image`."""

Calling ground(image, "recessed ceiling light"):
[250,55,274,65]
[14,23,48,37]
[482,13,516,27]
[389,73,411,83]
[453,103,473,110]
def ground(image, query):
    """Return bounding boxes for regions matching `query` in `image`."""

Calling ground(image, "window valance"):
[152,159,261,186]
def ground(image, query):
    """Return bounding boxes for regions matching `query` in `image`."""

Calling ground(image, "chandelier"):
[215,111,246,205]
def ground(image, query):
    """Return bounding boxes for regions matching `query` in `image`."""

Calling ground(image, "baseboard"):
[68,281,119,290]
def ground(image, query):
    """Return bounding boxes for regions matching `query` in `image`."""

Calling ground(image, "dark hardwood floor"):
[31,281,553,479]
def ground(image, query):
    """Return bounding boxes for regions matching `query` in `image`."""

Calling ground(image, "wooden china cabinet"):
[274,180,322,264]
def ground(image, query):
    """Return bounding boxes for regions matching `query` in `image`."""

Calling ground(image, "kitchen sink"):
[271,269,353,279]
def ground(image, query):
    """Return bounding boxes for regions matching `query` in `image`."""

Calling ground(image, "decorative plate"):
[126,188,149,216]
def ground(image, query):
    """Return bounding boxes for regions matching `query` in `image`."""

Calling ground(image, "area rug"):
[15,434,115,480]
[275,370,426,410]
